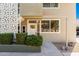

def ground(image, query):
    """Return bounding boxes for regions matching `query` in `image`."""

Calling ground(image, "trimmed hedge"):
[0,33,13,44]
[25,35,43,46]
[0,33,43,46]
[16,33,27,44]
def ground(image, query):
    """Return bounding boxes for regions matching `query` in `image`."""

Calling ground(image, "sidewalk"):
[0,41,62,56]
[54,37,79,56]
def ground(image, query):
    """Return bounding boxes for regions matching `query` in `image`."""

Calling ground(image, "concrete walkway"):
[0,41,62,56]
[61,37,79,56]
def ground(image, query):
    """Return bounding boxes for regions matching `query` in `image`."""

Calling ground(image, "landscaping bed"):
[0,33,43,52]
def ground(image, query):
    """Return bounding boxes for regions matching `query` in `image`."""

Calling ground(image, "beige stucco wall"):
[42,3,76,42]
[20,3,76,43]
[19,3,42,16]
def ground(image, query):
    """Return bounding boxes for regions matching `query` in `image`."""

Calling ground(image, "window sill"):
[40,32,60,34]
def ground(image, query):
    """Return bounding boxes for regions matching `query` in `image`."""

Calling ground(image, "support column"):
[19,17,22,33]
[18,14,22,33]
[37,20,40,35]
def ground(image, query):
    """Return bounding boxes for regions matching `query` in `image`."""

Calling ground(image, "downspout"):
[65,17,69,49]
[61,17,69,50]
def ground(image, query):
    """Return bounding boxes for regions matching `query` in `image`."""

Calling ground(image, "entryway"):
[27,20,37,35]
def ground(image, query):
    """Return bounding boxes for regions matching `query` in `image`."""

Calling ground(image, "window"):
[40,19,60,33]
[29,20,36,23]
[41,20,50,32]
[43,3,58,8]
[30,25,35,29]
[22,26,26,33]
[51,20,59,32]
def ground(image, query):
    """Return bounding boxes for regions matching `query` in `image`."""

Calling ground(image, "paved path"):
[0,41,62,56]
[61,37,79,56]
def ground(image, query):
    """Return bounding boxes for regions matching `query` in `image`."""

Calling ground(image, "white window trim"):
[40,19,60,33]
[43,3,60,9]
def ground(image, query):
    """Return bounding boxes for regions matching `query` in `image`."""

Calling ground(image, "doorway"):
[27,20,37,35]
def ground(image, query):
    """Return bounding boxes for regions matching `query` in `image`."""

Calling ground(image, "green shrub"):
[0,33,13,44]
[25,35,43,46]
[16,33,27,44]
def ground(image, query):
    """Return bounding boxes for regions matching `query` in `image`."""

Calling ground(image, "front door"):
[27,20,37,35]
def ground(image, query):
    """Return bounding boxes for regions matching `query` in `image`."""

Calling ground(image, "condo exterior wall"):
[42,3,76,42]
[19,3,42,16]
[20,3,76,42]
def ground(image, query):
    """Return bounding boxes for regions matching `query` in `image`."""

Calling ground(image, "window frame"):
[43,3,60,9]
[40,19,60,33]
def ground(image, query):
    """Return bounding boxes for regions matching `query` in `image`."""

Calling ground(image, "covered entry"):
[19,16,42,35]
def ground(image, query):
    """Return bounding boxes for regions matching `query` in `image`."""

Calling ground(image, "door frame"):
[27,20,38,35]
